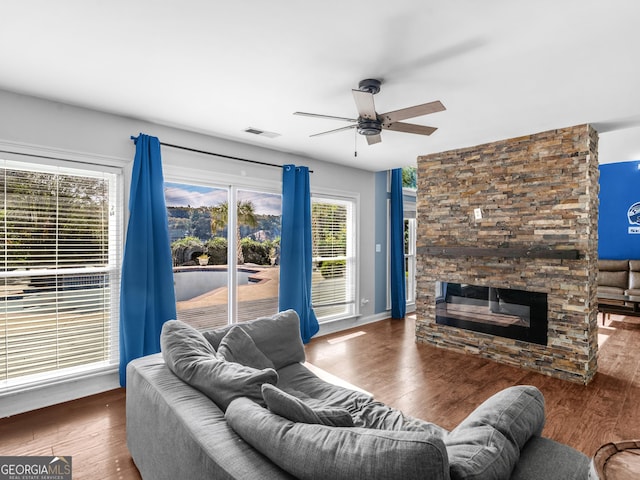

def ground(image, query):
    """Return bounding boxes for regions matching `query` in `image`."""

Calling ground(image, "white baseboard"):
[316,311,391,337]
[0,369,120,418]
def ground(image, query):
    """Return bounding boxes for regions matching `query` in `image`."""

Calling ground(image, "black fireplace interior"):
[435,282,548,345]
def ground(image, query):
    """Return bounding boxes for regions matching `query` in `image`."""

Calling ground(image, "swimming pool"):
[173,268,257,301]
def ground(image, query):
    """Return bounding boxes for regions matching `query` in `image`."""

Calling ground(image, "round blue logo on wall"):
[628,202,640,225]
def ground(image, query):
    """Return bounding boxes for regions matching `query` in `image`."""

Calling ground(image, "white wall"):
[598,125,640,164]
[0,89,380,416]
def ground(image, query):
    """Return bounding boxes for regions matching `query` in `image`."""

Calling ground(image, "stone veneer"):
[415,124,599,384]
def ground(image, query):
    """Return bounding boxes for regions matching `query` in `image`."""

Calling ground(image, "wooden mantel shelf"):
[417,245,581,259]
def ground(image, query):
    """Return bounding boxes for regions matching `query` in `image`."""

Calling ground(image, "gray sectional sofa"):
[126,310,590,480]
[598,259,640,317]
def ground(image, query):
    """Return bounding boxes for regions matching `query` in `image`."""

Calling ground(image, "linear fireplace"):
[435,282,548,345]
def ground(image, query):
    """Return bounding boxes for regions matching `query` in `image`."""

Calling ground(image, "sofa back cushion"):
[225,397,450,480]
[160,320,278,411]
[204,309,305,369]
[598,270,629,289]
[217,325,275,370]
[629,261,640,290]
[598,259,629,272]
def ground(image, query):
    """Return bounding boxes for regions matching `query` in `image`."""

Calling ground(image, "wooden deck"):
[176,297,279,330]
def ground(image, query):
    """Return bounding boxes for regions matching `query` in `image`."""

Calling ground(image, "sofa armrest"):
[126,354,293,480]
[445,386,545,480]
[510,436,589,480]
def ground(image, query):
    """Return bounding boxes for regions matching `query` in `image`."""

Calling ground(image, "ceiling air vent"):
[243,127,280,139]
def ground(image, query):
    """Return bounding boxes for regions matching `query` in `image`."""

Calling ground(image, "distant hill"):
[168,206,280,243]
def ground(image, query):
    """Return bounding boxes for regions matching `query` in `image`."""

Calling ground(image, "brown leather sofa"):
[597,259,640,317]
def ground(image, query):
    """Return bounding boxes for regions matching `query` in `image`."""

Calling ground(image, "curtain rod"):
[131,137,313,173]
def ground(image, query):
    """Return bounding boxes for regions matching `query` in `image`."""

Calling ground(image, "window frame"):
[404,217,417,305]
[310,191,359,323]
[0,152,123,395]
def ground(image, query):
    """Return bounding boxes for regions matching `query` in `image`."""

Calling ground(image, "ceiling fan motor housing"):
[357,118,382,136]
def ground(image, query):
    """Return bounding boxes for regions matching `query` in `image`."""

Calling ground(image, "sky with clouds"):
[165,182,281,216]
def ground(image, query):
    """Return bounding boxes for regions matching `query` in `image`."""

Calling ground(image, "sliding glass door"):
[165,182,281,328]
[166,182,230,329]
[235,189,281,322]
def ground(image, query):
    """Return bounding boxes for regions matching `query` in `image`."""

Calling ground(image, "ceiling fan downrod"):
[357,78,381,95]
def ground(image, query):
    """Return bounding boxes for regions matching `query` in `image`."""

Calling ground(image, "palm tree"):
[210,200,258,264]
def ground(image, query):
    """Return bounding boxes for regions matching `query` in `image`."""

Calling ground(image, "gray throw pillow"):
[217,325,275,370]
[445,385,545,480]
[262,384,354,427]
[204,309,305,369]
[160,320,278,411]
[226,397,450,480]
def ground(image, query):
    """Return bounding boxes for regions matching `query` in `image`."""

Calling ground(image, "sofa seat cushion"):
[598,285,625,295]
[445,386,545,480]
[225,397,451,480]
[204,309,305,370]
[625,288,640,296]
[276,362,374,409]
[262,384,354,427]
[349,400,449,434]
[275,363,447,434]
[160,320,278,411]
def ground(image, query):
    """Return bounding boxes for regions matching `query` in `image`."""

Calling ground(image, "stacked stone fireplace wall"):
[415,124,599,384]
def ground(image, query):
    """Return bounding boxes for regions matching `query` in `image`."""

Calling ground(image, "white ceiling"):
[1,1,639,171]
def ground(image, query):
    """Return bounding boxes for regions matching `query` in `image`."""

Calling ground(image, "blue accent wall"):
[599,160,640,259]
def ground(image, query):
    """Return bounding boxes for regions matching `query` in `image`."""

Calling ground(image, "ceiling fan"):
[294,79,445,145]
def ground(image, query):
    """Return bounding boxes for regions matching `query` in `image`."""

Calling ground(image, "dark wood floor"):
[0,313,638,479]
[0,387,140,480]
[305,313,640,457]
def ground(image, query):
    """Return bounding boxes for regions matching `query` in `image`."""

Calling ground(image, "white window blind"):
[311,197,356,320]
[0,159,121,390]
[405,218,417,304]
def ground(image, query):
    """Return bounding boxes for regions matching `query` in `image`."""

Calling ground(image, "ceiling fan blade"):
[384,122,437,136]
[366,134,382,145]
[294,111,357,123]
[351,90,377,120]
[381,100,445,124]
[310,125,356,137]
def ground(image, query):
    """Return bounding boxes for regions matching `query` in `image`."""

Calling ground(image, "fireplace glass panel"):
[435,282,547,345]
